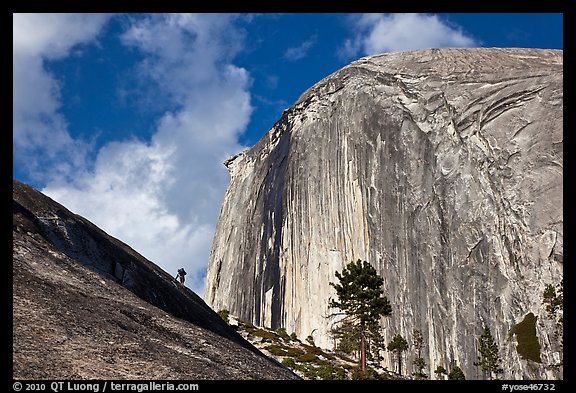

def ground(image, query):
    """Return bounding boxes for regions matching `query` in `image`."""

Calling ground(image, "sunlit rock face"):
[206,48,563,379]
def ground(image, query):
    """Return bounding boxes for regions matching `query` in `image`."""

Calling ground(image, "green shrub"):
[301,343,335,360]
[378,372,400,380]
[290,332,298,341]
[312,358,332,367]
[315,364,347,380]
[302,366,318,380]
[217,309,229,324]
[282,358,296,368]
[285,347,305,357]
[334,367,347,380]
[297,352,318,362]
[266,344,288,356]
[351,367,381,380]
[276,327,290,341]
[248,327,278,341]
[448,366,466,380]
[238,319,254,328]
[434,365,447,379]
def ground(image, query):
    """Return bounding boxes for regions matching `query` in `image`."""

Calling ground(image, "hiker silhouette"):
[176,268,187,285]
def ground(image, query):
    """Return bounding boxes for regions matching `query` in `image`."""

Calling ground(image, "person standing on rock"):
[176,268,187,286]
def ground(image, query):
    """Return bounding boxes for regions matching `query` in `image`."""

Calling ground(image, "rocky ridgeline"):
[13,180,299,380]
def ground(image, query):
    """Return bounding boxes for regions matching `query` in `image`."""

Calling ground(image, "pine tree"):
[331,319,360,355]
[542,280,563,370]
[329,260,392,371]
[434,365,447,380]
[363,318,388,363]
[543,281,563,317]
[448,366,466,380]
[474,325,504,379]
[412,329,428,379]
[387,334,409,376]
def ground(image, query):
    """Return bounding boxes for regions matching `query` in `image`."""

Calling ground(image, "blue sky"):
[12,13,563,295]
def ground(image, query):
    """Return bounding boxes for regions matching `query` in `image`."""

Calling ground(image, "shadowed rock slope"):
[13,179,299,379]
[206,48,563,379]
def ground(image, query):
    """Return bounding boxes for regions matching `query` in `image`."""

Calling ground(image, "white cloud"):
[283,34,317,61]
[340,13,479,59]
[40,14,252,295]
[13,13,110,59]
[44,139,216,292]
[13,13,111,182]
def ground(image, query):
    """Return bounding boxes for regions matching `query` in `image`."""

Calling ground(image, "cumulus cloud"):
[283,34,317,61]
[13,13,111,182]
[340,13,479,59]
[15,14,253,295]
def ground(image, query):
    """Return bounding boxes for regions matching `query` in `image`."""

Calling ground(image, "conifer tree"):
[412,329,428,379]
[474,325,504,379]
[387,334,409,375]
[434,365,447,380]
[329,259,392,371]
[448,365,466,380]
[542,280,563,370]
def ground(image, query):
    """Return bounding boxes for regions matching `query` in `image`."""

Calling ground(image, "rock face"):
[13,180,299,379]
[205,48,563,379]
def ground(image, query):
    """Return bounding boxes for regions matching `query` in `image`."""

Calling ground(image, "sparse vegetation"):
[217,308,229,324]
[237,319,254,328]
[251,328,278,341]
[225,297,534,380]
[246,320,401,380]
[306,335,315,346]
[286,347,305,357]
[238,320,279,341]
[297,352,318,362]
[266,343,306,357]
[267,345,288,356]
[282,357,296,368]
[315,363,347,380]
[301,343,335,360]
[351,367,383,380]
[276,327,290,341]
[289,360,348,380]
[276,345,351,379]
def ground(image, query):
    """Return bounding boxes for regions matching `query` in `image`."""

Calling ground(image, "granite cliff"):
[13,180,299,379]
[205,48,563,379]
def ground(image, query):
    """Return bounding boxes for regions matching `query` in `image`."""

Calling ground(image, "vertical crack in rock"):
[206,48,563,379]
